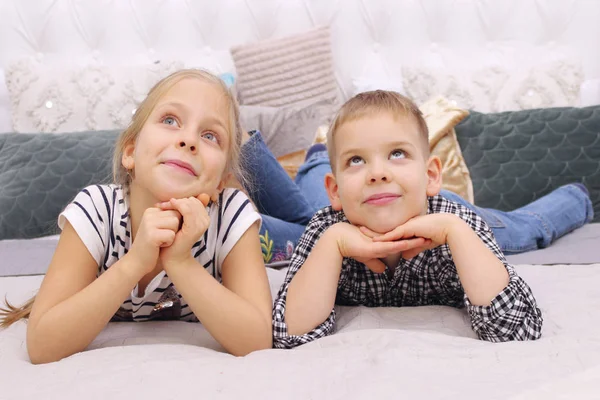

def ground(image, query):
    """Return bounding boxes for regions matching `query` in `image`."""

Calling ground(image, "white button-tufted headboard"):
[0,0,599,132]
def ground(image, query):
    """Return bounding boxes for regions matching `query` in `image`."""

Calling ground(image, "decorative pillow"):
[239,99,333,159]
[5,58,184,133]
[455,106,600,222]
[230,26,339,109]
[419,96,473,203]
[0,130,118,239]
[403,60,584,113]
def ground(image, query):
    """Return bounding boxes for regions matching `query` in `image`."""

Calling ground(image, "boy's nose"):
[368,164,390,183]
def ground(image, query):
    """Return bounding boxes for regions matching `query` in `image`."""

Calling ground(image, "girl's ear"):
[425,155,443,196]
[121,142,135,170]
[325,172,343,211]
[213,172,231,202]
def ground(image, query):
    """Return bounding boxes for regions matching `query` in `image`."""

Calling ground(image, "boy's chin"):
[359,218,410,235]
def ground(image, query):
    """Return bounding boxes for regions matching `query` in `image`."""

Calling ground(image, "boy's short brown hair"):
[326,90,429,171]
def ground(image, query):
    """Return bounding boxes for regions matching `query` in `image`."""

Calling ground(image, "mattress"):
[1,263,600,399]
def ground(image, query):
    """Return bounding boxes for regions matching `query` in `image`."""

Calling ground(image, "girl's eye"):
[348,156,364,166]
[162,116,179,127]
[390,150,406,159]
[202,132,218,142]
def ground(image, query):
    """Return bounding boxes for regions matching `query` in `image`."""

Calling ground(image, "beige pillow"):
[230,26,339,109]
[419,96,473,203]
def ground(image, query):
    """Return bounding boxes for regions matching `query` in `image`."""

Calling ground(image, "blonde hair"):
[1,69,245,329]
[326,90,429,171]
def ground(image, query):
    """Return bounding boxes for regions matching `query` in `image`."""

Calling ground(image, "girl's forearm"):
[164,260,272,356]
[27,255,144,364]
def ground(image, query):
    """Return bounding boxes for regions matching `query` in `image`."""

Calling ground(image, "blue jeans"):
[241,131,594,263]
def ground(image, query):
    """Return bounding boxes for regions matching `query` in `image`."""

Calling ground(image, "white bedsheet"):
[1,265,600,400]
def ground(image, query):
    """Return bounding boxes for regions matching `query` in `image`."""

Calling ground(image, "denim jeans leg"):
[240,130,315,225]
[440,184,593,254]
[294,149,332,211]
[258,214,307,264]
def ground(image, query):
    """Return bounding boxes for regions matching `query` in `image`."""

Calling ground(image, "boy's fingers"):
[372,226,407,242]
[402,241,434,259]
[397,237,427,250]
[359,226,379,238]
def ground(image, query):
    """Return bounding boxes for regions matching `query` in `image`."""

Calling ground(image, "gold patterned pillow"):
[419,95,473,203]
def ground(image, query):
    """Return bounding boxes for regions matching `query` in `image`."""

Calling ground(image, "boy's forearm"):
[28,255,144,364]
[285,225,345,336]
[446,219,510,306]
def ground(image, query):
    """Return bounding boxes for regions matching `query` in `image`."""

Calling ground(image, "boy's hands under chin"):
[360,214,462,260]
[156,193,211,268]
[334,223,428,274]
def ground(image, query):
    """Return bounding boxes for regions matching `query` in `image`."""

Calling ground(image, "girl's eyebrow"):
[155,101,188,113]
[155,101,227,130]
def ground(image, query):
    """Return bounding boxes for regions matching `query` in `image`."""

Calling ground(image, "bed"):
[1,1,600,399]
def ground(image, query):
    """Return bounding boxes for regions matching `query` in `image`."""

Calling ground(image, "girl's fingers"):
[197,193,211,207]
[156,229,176,248]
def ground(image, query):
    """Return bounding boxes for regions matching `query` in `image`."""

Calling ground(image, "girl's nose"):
[179,141,197,153]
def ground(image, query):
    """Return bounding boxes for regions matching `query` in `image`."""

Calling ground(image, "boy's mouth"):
[364,193,401,205]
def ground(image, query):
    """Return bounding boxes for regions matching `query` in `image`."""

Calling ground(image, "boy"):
[272,90,543,348]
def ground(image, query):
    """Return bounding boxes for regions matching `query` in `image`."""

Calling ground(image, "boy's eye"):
[202,131,218,143]
[162,116,179,127]
[390,150,406,159]
[348,156,364,166]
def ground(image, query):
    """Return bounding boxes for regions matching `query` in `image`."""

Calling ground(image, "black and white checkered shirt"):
[273,195,543,348]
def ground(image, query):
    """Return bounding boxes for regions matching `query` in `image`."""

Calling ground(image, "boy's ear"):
[325,172,343,211]
[121,142,135,170]
[425,155,443,196]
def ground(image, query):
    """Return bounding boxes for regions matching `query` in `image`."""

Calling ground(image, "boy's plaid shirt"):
[272,195,543,349]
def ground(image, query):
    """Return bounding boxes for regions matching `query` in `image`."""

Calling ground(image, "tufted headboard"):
[0,0,599,133]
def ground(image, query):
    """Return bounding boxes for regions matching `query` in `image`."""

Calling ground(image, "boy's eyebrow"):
[338,140,417,159]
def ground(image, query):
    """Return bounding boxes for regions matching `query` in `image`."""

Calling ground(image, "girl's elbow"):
[27,326,75,364]
[27,340,60,365]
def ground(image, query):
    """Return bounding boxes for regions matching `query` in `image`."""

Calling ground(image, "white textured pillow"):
[230,26,339,108]
[5,59,184,133]
[402,60,584,113]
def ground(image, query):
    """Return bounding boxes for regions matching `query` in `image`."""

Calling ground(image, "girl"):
[0,69,273,363]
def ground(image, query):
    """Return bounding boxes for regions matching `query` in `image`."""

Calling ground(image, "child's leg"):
[294,144,332,211]
[259,215,306,264]
[441,184,593,254]
[240,131,315,225]
[241,131,327,264]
